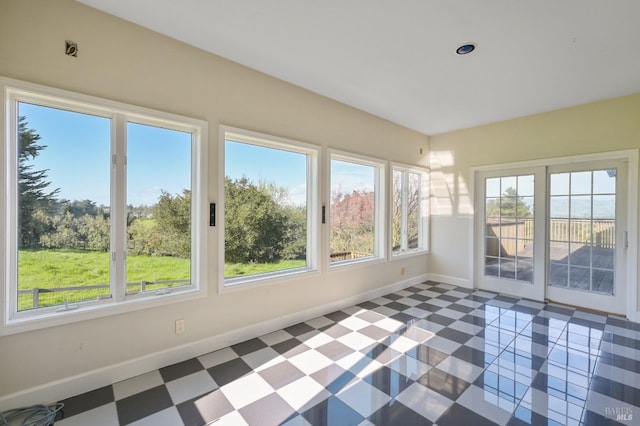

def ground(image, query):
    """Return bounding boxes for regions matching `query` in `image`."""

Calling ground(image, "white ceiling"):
[78,0,640,135]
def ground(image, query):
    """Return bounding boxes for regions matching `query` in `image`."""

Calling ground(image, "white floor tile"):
[436,356,484,383]
[337,331,376,351]
[220,373,274,409]
[165,370,218,404]
[336,380,390,417]
[55,403,118,426]
[289,349,333,375]
[113,370,164,400]
[277,376,331,412]
[396,382,452,422]
[259,329,295,346]
[374,317,404,333]
[198,347,237,369]
[211,410,249,426]
[241,346,281,370]
[129,407,183,426]
[339,316,371,331]
[456,385,514,425]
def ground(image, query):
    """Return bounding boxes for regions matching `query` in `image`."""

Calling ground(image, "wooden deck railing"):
[487,218,615,257]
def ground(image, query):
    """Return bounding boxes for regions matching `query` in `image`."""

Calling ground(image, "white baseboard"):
[427,273,471,289]
[0,274,428,411]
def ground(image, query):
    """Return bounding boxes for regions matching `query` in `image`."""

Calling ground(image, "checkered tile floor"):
[53,281,640,425]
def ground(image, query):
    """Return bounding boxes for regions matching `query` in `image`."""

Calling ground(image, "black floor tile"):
[58,385,114,418]
[176,390,234,426]
[590,375,640,407]
[159,357,204,382]
[362,366,413,398]
[391,312,417,324]
[357,300,380,310]
[325,310,351,322]
[116,385,172,425]
[406,344,448,366]
[436,327,473,344]
[436,403,499,426]
[271,337,307,356]
[368,401,432,426]
[581,409,629,425]
[302,396,364,426]
[284,322,315,337]
[207,358,252,386]
[451,345,495,368]
[448,303,475,314]
[230,337,268,355]
[416,302,442,313]
[418,368,470,400]
[386,301,411,311]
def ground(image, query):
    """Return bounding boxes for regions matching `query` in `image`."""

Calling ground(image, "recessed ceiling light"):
[456,43,476,55]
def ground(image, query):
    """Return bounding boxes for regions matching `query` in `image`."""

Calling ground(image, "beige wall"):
[429,93,640,290]
[0,0,428,399]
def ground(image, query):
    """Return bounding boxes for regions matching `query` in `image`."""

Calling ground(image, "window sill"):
[328,255,386,271]
[1,286,205,336]
[220,267,320,293]
[391,249,429,259]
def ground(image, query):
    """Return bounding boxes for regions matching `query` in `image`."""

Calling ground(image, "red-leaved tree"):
[330,189,375,256]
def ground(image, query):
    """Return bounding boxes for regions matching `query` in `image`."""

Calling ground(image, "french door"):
[475,167,547,301]
[545,161,627,314]
[475,159,628,315]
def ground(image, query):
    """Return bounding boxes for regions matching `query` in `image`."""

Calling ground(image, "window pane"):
[225,140,308,278]
[486,178,501,197]
[593,169,616,194]
[550,173,570,196]
[407,172,420,249]
[126,123,192,293]
[548,169,616,293]
[17,102,111,310]
[570,171,592,195]
[518,175,534,197]
[331,159,375,261]
[484,174,533,283]
[392,170,402,252]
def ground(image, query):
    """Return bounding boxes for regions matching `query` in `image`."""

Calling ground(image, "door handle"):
[624,231,629,249]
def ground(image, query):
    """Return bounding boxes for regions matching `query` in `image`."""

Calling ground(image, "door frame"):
[470,149,638,321]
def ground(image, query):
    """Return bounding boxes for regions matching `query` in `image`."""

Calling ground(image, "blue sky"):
[19,102,191,206]
[21,102,380,209]
[225,140,307,205]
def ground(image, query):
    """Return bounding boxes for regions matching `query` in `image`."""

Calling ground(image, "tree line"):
[19,116,382,263]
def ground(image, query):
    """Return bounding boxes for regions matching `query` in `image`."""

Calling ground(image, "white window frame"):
[390,163,430,257]
[219,126,320,291]
[328,149,387,268]
[1,77,208,335]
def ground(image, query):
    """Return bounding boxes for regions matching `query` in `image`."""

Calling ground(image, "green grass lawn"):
[225,259,306,277]
[17,250,305,310]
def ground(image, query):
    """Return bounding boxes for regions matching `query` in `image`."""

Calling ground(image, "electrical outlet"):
[175,318,186,334]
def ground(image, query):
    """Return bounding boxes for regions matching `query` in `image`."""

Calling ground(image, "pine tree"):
[18,116,59,248]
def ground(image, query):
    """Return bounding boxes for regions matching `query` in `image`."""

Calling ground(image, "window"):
[484,175,534,283]
[330,151,386,264]
[2,79,207,333]
[221,127,319,287]
[391,164,429,255]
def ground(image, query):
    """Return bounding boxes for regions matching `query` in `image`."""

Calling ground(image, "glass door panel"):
[548,169,616,295]
[476,167,546,301]
[546,161,626,314]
